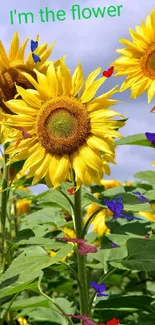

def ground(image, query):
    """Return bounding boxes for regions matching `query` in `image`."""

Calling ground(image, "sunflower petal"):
[8,32,19,61]
[70,62,84,96]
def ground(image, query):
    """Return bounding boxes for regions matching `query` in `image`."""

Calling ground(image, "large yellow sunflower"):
[112,9,155,103]
[0,32,61,113]
[4,60,125,189]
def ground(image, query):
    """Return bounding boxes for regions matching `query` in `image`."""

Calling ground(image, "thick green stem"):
[73,177,89,316]
[0,146,9,273]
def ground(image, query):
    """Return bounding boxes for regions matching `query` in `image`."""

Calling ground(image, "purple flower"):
[133,191,149,203]
[104,196,142,221]
[145,235,150,239]
[145,132,155,146]
[63,314,97,325]
[111,243,120,248]
[90,280,108,297]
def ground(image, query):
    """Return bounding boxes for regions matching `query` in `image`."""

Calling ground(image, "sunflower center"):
[46,109,78,138]
[36,96,91,155]
[0,67,36,114]
[141,44,155,79]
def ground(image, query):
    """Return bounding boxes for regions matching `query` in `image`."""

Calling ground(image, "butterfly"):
[78,243,97,256]
[102,66,114,78]
[32,53,41,63]
[67,188,75,195]
[133,191,149,203]
[31,40,38,52]
[90,280,108,297]
[145,132,155,146]
[104,196,141,220]
[150,106,155,113]
[111,243,120,248]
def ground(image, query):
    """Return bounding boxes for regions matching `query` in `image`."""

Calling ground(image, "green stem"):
[39,286,74,325]
[73,175,89,316]
[59,189,75,212]
[2,293,18,324]
[81,207,103,237]
[60,261,82,291]
[88,267,116,316]
[0,145,9,273]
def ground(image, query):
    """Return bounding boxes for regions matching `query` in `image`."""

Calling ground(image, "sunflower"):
[0,32,61,113]
[0,109,21,144]
[86,203,112,237]
[112,9,155,103]
[4,60,125,189]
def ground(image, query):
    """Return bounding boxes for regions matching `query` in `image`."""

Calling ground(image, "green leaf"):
[21,207,66,230]
[34,189,72,214]
[122,238,155,271]
[95,295,155,314]
[115,133,153,147]
[3,296,49,311]
[145,189,155,201]
[16,237,66,250]
[0,244,73,298]
[102,186,126,197]
[134,171,155,185]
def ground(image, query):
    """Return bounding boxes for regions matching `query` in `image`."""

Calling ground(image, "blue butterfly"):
[145,132,155,146]
[104,196,142,221]
[32,53,41,63]
[133,191,149,203]
[89,280,108,297]
[31,40,38,52]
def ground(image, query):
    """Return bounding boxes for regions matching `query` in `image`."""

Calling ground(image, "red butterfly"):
[102,66,114,78]
[150,106,155,113]
[67,188,75,195]
[78,243,97,256]
[99,318,120,325]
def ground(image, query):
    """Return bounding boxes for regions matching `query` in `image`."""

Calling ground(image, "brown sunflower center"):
[141,44,155,79]
[36,96,91,155]
[0,67,36,114]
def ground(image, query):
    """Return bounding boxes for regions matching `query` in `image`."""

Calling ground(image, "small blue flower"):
[90,280,108,297]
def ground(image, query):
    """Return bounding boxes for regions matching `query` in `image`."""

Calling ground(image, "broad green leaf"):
[106,219,151,236]
[95,295,155,314]
[115,133,153,147]
[34,189,72,213]
[21,207,66,229]
[15,307,67,325]
[3,296,48,310]
[14,189,34,199]
[134,171,155,185]
[122,238,155,271]
[16,237,66,250]
[102,186,126,197]
[143,189,155,201]
[85,232,97,243]
[0,244,73,298]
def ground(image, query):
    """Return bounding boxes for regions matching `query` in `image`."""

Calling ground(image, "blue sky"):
[1,0,155,194]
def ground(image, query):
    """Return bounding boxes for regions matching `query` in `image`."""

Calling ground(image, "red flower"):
[102,66,114,78]
[99,318,120,325]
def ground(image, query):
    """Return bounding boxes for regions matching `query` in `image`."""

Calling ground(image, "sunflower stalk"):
[0,144,9,273]
[73,175,89,316]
